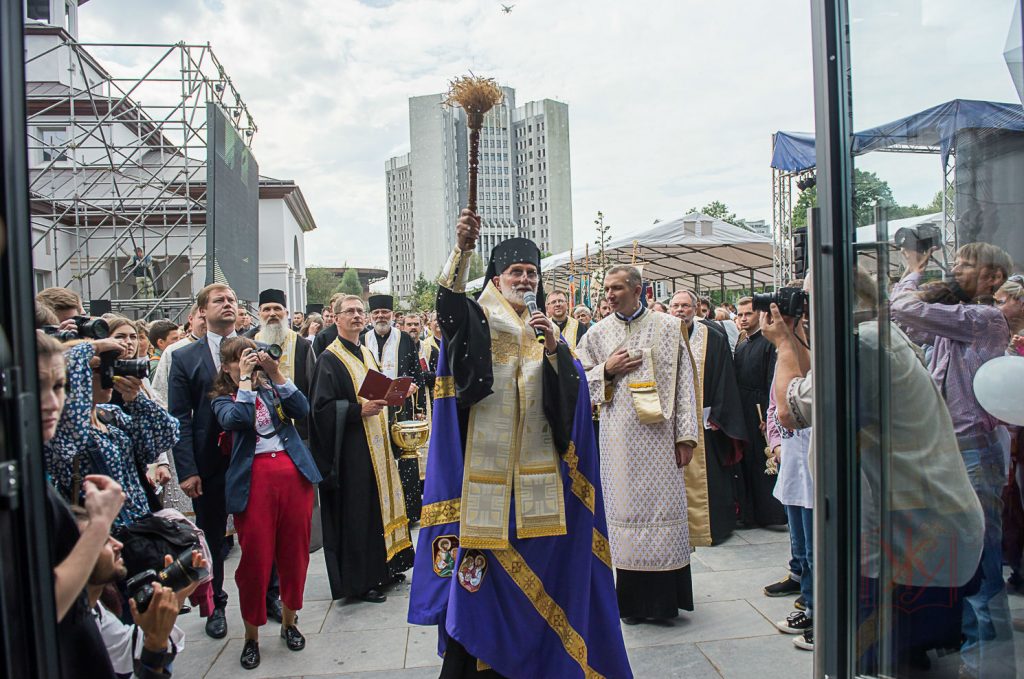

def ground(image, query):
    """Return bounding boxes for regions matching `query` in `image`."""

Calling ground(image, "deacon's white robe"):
[576,308,700,571]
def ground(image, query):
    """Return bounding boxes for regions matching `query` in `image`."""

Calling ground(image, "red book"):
[359,369,414,407]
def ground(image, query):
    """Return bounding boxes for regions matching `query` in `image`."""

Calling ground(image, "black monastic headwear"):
[481,237,546,302]
[258,288,286,307]
[368,294,394,311]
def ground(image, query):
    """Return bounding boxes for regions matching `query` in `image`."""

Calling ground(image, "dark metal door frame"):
[0,3,60,675]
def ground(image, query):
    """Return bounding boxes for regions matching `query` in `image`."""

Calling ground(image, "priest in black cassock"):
[670,291,748,545]
[733,297,787,527]
[361,294,425,522]
[309,294,414,604]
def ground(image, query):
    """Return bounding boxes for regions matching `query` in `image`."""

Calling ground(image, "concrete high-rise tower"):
[386,85,572,300]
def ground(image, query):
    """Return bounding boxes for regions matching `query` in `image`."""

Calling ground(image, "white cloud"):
[78,0,1021,271]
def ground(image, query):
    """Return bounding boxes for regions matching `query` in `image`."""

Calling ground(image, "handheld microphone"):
[522,291,546,344]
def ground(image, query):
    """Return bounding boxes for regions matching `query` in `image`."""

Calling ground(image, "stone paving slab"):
[180,526,815,677]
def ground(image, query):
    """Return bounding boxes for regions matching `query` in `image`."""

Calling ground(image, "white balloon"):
[973,355,1024,425]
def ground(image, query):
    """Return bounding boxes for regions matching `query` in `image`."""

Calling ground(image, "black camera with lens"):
[41,315,110,342]
[893,223,942,254]
[97,352,150,389]
[254,341,283,361]
[752,287,809,319]
[125,547,208,614]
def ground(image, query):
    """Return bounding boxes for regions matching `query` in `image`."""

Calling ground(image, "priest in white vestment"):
[576,265,700,623]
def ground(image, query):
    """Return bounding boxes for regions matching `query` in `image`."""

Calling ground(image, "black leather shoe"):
[205,608,227,639]
[281,624,305,651]
[266,598,283,623]
[240,639,260,670]
[358,588,387,603]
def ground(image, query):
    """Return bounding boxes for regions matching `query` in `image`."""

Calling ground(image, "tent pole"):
[750,268,755,294]
[719,272,725,300]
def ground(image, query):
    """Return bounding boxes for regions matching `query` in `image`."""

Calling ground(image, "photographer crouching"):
[43,316,180,529]
[764,270,986,675]
[73,505,208,678]
[890,241,1017,678]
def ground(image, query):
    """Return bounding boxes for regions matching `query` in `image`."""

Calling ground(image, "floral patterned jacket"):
[44,342,180,528]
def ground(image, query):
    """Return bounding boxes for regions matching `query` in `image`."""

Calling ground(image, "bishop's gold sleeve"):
[674,324,699,446]
[437,246,474,293]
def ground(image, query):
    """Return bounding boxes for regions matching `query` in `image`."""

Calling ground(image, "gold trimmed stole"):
[459,283,567,549]
[558,316,580,350]
[682,322,713,547]
[325,340,412,560]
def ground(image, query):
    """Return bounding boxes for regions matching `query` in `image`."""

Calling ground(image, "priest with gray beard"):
[362,294,425,522]
[245,289,315,439]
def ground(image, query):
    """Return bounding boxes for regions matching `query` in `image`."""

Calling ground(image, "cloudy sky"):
[77,0,1021,272]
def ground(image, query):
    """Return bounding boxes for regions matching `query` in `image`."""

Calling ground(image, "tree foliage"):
[594,211,612,271]
[336,268,363,296]
[685,201,754,230]
[306,266,339,306]
[409,274,439,312]
[792,171,942,229]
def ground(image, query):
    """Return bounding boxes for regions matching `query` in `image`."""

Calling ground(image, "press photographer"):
[44,332,180,529]
[766,268,985,673]
[890,241,1016,677]
[74,505,208,678]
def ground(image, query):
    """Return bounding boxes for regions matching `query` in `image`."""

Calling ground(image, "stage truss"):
[771,136,956,285]
[26,32,256,320]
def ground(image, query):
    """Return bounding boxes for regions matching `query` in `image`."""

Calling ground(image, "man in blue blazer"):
[168,282,240,639]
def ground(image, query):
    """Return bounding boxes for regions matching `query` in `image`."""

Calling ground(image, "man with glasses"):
[408,212,631,677]
[309,295,414,604]
[670,290,747,547]
[891,241,1016,678]
[546,289,587,350]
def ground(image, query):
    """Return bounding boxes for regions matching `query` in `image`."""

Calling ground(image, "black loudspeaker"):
[89,299,112,316]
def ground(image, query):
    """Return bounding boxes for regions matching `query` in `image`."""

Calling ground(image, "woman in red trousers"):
[211,337,322,670]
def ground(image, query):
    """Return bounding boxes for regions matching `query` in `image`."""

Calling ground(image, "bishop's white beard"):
[374,320,392,335]
[260,320,289,345]
[500,285,531,308]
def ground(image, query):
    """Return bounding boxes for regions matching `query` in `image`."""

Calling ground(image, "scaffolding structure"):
[771,134,956,284]
[26,30,257,320]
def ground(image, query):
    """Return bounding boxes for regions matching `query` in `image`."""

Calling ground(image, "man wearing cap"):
[362,294,426,522]
[246,289,315,439]
[408,210,631,679]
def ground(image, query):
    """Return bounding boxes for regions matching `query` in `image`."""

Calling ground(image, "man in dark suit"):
[168,282,239,639]
[245,289,314,438]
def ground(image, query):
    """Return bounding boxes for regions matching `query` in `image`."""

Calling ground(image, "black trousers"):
[192,475,229,610]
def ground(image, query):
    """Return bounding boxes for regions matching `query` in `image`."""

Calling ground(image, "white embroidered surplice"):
[576,308,699,571]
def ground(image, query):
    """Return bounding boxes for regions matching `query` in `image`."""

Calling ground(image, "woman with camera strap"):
[43,335,180,530]
[210,337,321,670]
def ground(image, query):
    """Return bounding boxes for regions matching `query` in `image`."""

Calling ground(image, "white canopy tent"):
[468,212,776,300]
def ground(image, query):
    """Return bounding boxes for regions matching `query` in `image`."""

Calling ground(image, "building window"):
[40,127,68,163]
[26,0,49,22]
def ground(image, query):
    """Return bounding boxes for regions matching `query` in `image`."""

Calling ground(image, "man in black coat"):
[168,283,239,638]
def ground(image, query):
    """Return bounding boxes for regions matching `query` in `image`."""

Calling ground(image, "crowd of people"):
[31,213,1024,678]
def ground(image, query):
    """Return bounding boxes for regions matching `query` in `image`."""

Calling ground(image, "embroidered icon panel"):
[432,535,458,577]
[457,549,487,593]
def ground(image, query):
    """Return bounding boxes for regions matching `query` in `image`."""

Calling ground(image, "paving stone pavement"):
[173,525,1024,677]
[172,525,828,678]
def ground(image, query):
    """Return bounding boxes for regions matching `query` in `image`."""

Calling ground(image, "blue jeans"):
[785,504,814,616]
[961,443,1016,677]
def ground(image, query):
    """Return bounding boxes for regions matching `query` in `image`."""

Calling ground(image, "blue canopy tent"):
[770,99,1024,281]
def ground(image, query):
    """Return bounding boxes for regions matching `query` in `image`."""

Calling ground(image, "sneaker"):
[776,610,813,634]
[794,628,813,650]
[794,595,806,611]
[764,575,801,597]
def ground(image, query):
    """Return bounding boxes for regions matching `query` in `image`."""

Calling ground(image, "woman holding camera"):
[43,335,180,529]
[210,337,321,670]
